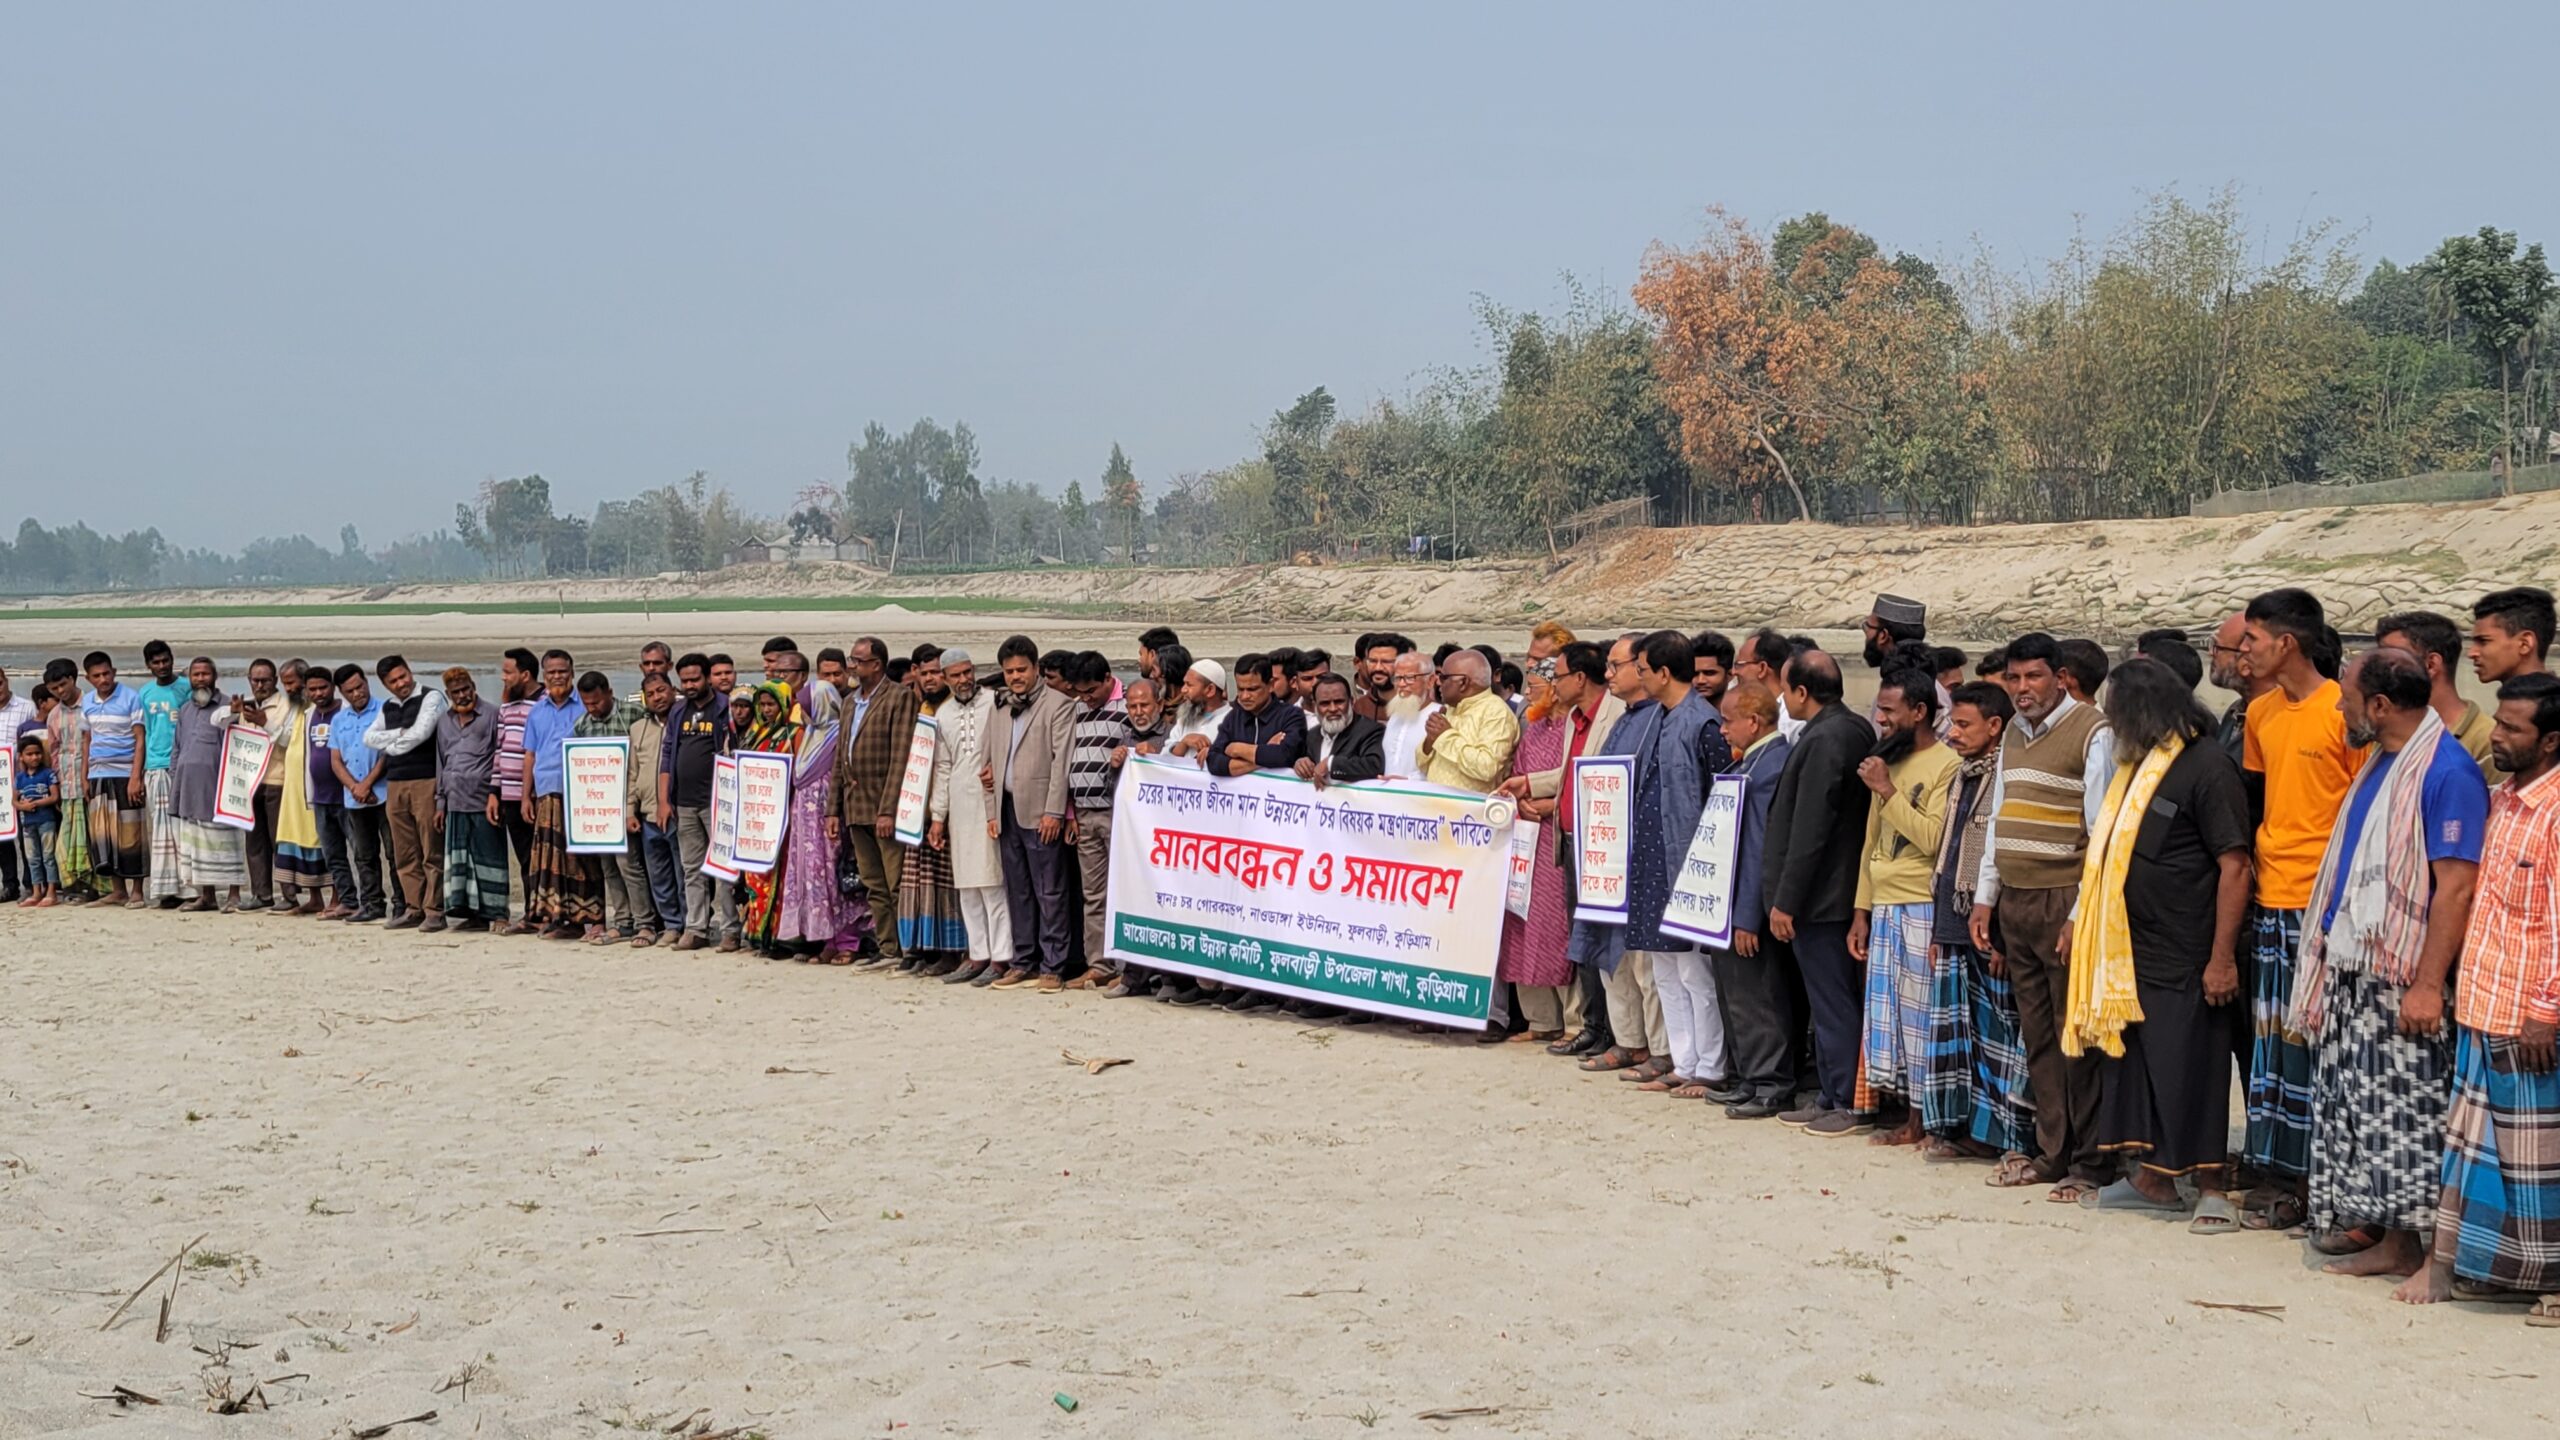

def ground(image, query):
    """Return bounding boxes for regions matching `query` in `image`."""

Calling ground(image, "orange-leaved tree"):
[1634,208,1823,522]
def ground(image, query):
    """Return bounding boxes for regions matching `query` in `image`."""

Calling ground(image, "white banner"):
[1505,821,1539,920]
[730,749,794,875]
[702,754,741,881]
[212,724,273,832]
[563,737,630,854]
[1659,774,1748,949]
[891,717,938,847]
[1103,754,1513,1027]
[1570,755,1631,924]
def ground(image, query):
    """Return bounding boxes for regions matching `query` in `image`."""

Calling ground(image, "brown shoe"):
[1035,975,1063,994]
[989,966,1034,990]
[672,933,706,952]
[715,938,742,954]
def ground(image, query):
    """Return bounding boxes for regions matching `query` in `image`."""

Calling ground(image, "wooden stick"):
[101,1233,205,1333]
[350,1410,438,1439]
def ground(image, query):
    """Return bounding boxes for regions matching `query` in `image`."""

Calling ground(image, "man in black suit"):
[1759,649,1874,1137]
[1295,674,1384,786]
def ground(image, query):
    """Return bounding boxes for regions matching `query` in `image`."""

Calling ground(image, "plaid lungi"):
[2438,1026,2560,1292]
[1919,932,1975,1137]
[89,777,146,880]
[1858,903,1935,1104]
[442,811,513,923]
[2309,966,2455,1233]
[2244,905,2317,1179]
[1966,946,2035,1155]
[144,768,182,900]
[172,815,248,888]
[523,794,602,927]
[897,837,967,955]
[53,789,96,894]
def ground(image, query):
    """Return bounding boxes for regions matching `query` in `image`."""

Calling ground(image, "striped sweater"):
[1069,699,1129,813]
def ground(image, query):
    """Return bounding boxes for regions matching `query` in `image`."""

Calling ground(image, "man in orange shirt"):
[2394,672,2560,1324]
[2238,588,2366,1226]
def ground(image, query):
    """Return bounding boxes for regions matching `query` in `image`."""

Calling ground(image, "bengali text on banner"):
[1104,754,1517,1027]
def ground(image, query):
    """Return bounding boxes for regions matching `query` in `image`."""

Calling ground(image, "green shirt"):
[572,699,647,740]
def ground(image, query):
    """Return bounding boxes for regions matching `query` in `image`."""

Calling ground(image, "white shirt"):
[364,687,447,755]
[1381,704,1441,780]
[1170,703,1229,769]
[1974,693,2118,906]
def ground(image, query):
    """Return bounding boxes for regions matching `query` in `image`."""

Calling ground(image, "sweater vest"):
[1991,702,2104,890]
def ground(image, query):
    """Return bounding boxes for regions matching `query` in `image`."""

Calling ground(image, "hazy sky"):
[4,2,2544,549]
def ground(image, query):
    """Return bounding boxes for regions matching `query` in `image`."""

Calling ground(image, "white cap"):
[1187,659,1229,692]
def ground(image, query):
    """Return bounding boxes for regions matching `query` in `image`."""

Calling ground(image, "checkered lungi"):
[1966,946,2035,1155]
[2308,966,2455,1232]
[2437,1027,2560,1291]
[1919,932,1976,1138]
[1859,903,1935,1105]
[144,768,182,899]
[2244,905,2317,1179]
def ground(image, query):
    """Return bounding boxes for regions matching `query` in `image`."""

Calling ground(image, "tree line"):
[6,187,2551,591]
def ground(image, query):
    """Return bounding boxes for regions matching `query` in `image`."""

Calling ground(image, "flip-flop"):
[2045,1176,2100,1205]
[2451,1279,2539,1305]
[2526,1296,2560,1328]
[2078,1179,2187,1213]
[2189,1195,2241,1234]
[1986,1153,2043,1188]
[2240,1193,2308,1232]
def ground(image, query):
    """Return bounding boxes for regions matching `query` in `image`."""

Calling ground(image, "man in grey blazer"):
[985,634,1078,992]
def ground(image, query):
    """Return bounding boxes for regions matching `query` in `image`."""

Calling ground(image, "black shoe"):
[943,960,988,985]
[1338,1009,1376,1026]
[1702,1080,1753,1106]
[1476,1024,1510,1045]
[1565,1029,1610,1057]
[1217,987,1259,1010]
[1725,1095,1789,1120]
[1168,985,1215,1007]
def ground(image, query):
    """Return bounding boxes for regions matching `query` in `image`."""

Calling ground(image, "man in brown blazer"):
[828,636,921,965]
[986,634,1078,991]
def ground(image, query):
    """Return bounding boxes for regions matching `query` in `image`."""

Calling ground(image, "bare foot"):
[2390,1259,2453,1305]
[2326,1230,2423,1279]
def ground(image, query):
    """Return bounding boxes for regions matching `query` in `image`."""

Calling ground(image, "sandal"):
[2078,1179,2187,1213]
[1620,1057,1675,1083]
[2309,1223,2384,1256]
[2451,1279,2539,1305]
[1578,1047,1643,1073]
[2525,1296,2560,1328]
[1986,1153,2043,1188]
[2046,1176,2100,1205]
[1635,1073,1692,1093]
[1668,1082,1712,1100]
[2240,1192,2309,1233]
[2189,1195,2241,1235]
[1509,1029,1563,1044]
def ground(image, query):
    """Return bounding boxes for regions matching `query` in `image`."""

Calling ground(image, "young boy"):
[15,733,62,907]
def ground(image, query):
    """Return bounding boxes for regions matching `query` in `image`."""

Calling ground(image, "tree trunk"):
[1754,426,1813,522]
[2503,353,2517,496]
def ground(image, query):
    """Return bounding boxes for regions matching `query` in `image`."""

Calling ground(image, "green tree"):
[2434,227,2556,491]
[1101,443,1141,561]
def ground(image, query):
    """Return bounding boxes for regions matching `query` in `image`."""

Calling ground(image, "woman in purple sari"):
[775,681,847,960]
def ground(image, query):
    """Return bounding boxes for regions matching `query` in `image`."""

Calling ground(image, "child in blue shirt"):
[15,733,61,906]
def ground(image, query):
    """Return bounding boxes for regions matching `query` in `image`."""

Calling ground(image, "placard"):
[701,755,741,881]
[213,724,274,831]
[563,737,631,854]
[1569,755,1632,924]
[1105,755,1513,1027]
[730,749,795,875]
[1659,774,1748,949]
[0,744,17,844]
[891,717,939,846]
[1505,821,1539,920]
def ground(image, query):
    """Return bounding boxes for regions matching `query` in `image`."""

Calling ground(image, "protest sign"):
[730,749,794,875]
[1659,774,1748,949]
[1505,821,1540,920]
[563,737,630,854]
[1104,755,1512,1027]
[1569,755,1632,924]
[891,717,939,846]
[701,755,741,881]
[213,724,274,832]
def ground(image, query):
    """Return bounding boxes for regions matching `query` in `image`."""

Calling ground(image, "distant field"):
[0,593,1092,620]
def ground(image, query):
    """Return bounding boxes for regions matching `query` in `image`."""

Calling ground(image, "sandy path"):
[2,907,2550,1438]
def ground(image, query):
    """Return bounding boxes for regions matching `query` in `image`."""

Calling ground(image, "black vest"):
[380,692,439,782]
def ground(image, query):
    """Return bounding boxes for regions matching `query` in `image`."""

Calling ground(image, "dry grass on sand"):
[1,906,2553,1437]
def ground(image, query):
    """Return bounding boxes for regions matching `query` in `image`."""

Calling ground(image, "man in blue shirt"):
[79,650,148,905]
[328,662,393,923]
[514,648,591,938]
[2297,646,2489,1279]
[135,639,190,907]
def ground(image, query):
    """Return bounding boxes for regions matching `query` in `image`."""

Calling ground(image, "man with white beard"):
[1166,659,1231,767]
[928,649,1012,987]
[1296,674,1384,787]
[1380,651,1441,780]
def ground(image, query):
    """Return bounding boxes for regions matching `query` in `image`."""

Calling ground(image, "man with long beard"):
[1379,651,1439,780]
[167,657,249,912]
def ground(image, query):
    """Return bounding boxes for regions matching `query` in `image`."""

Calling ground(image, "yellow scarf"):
[2062,734,2181,1057]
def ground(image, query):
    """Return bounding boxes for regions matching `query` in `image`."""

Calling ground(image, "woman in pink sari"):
[776,681,847,960]
[1498,657,1577,1043]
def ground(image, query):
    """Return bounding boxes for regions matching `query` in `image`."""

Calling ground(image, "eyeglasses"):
[2210,643,2243,658]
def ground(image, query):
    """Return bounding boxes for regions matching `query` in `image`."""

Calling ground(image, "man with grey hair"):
[1380,650,1440,780]
[1422,648,1517,793]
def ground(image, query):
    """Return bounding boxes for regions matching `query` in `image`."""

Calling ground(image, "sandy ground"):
[3,907,2553,1438]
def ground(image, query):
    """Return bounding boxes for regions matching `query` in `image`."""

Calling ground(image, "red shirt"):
[1557,697,1602,832]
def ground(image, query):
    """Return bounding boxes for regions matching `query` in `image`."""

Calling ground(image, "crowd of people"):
[4,582,2558,1327]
